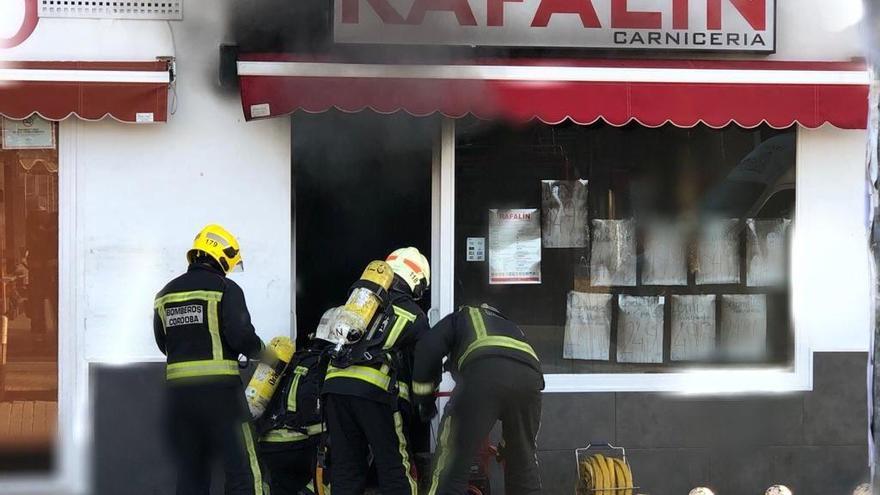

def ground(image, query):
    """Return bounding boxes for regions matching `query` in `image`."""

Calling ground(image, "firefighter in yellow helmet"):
[322,247,431,495]
[153,224,268,495]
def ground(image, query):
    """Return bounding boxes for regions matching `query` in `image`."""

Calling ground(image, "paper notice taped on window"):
[489,208,541,284]
[541,179,589,248]
[590,219,636,287]
[670,295,716,361]
[642,220,688,286]
[746,218,790,287]
[466,237,486,262]
[720,294,767,360]
[696,218,740,285]
[617,295,664,363]
[563,292,612,361]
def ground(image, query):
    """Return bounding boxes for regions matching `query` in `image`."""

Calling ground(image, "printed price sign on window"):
[488,208,542,284]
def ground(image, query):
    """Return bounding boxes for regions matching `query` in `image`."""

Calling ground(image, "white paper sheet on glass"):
[590,219,636,287]
[563,292,612,361]
[746,218,790,287]
[642,220,688,286]
[696,218,740,285]
[488,208,542,284]
[670,295,716,361]
[541,179,589,248]
[720,294,767,360]
[617,295,664,364]
[466,237,485,262]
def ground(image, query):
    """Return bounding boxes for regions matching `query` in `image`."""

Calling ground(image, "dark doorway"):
[293,111,434,345]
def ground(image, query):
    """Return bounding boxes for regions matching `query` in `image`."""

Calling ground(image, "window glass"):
[0,117,58,472]
[454,119,795,374]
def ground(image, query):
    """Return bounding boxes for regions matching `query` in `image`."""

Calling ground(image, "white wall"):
[772,0,864,61]
[63,3,292,362]
[794,125,871,352]
[0,4,173,61]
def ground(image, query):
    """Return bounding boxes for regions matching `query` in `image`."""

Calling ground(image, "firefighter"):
[256,308,337,495]
[153,224,267,495]
[412,304,544,495]
[322,247,431,495]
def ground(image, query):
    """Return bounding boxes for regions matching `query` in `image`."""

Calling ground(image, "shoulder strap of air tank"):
[467,306,488,340]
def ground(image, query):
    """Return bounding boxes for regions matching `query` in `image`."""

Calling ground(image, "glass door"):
[0,116,59,473]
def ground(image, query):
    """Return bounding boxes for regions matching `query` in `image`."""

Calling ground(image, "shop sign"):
[2,116,55,150]
[0,0,39,49]
[335,0,776,52]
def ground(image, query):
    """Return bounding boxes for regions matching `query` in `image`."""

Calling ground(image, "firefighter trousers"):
[325,394,418,495]
[427,357,544,495]
[166,383,266,495]
[260,439,319,495]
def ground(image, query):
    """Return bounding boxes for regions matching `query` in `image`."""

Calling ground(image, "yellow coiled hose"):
[578,453,634,495]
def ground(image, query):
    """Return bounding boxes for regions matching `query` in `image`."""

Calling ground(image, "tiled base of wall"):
[92,352,869,495]
[533,352,869,495]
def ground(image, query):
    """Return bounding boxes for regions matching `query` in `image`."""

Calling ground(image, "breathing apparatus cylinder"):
[330,260,395,351]
[245,336,296,419]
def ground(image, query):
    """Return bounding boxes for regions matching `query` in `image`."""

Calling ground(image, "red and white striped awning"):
[0,61,171,123]
[237,56,870,129]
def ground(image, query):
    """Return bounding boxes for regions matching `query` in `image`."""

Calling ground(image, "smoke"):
[229,0,504,62]
[230,0,332,54]
[866,0,880,65]
[820,0,864,32]
[293,110,435,335]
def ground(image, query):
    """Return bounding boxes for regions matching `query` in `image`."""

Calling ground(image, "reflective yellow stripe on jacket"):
[166,359,239,380]
[325,364,392,391]
[412,380,437,397]
[156,290,233,380]
[383,306,417,350]
[398,382,410,403]
[261,423,325,443]
[458,307,539,368]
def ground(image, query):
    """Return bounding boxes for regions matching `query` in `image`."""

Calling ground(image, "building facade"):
[0,0,873,493]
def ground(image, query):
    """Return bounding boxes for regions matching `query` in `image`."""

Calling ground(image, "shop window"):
[0,117,59,472]
[454,119,795,374]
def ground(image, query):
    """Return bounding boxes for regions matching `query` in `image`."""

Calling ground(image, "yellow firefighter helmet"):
[386,247,430,299]
[187,224,243,274]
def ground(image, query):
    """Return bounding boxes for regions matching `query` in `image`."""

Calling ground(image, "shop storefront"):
[0,0,875,493]
[240,1,872,491]
[235,0,870,397]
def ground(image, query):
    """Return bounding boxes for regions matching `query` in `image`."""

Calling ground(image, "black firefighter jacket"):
[153,263,264,385]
